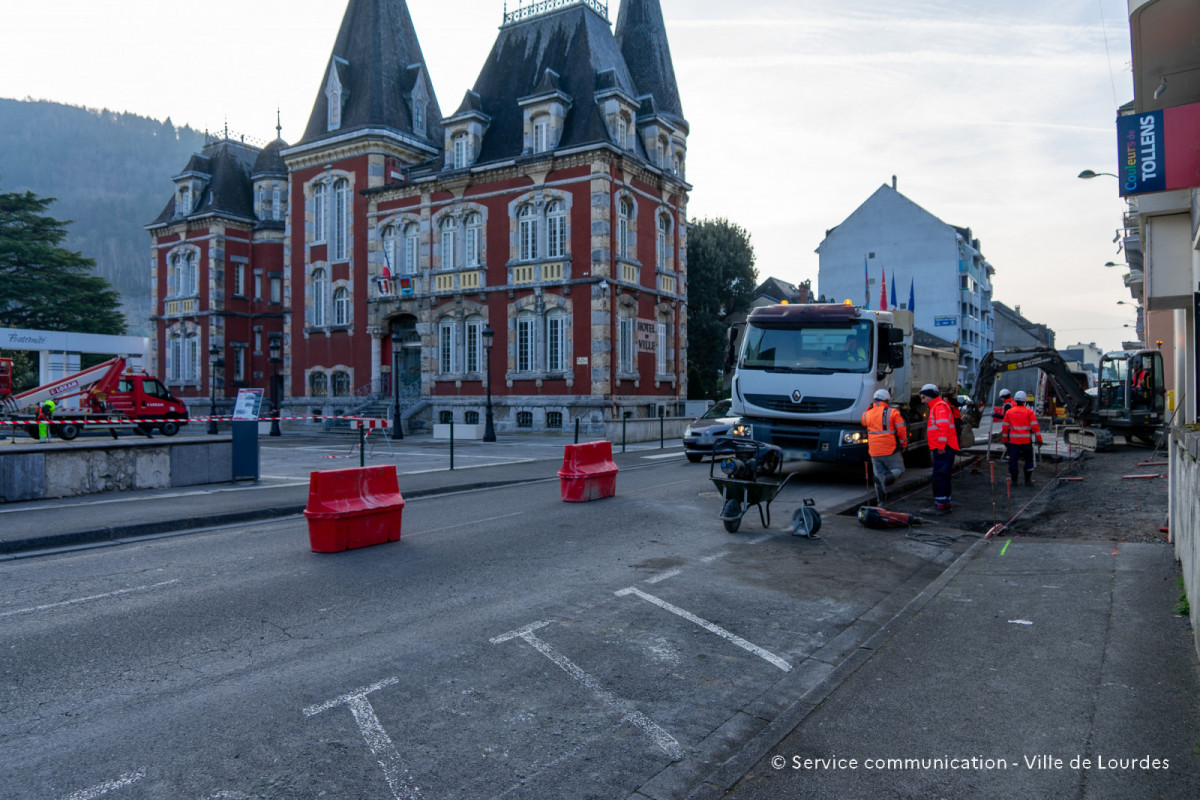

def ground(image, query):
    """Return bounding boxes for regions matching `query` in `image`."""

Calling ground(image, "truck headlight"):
[732,422,753,438]
[842,431,865,445]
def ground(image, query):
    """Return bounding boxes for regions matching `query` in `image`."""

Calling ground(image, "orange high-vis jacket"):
[1001,404,1042,445]
[927,396,960,451]
[861,401,908,457]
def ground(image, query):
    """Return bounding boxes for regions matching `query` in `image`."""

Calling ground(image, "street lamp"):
[482,326,496,442]
[390,331,404,440]
[207,344,223,435]
[268,338,282,437]
[1078,170,1118,180]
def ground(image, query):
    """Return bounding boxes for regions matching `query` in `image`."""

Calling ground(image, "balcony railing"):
[504,0,607,25]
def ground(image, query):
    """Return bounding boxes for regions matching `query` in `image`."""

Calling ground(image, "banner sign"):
[934,316,958,328]
[1118,102,1200,196]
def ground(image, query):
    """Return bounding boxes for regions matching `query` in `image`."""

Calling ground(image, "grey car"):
[683,399,738,462]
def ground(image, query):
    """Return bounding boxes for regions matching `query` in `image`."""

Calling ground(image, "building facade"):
[148,0,690,432]
[815,180,996,388]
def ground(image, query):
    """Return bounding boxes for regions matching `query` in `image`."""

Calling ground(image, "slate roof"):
[150,139,258,227]
[469,3,640,164]
[252,138,289,177]
[615,0,686,129]
[297,0,442,148]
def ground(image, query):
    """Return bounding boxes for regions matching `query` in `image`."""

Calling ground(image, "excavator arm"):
[969,348,1093,427]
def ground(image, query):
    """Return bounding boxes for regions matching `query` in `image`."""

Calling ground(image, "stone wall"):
[1169,427,1200,659]
[0,438,232,502]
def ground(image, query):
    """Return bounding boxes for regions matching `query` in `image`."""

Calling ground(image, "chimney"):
[892,175,897,190]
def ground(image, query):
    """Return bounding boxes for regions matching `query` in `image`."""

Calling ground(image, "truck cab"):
[103,372,189,436]
[730,304,909,462]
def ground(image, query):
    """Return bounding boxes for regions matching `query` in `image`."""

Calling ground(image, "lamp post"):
[268,339,282,437]
[207,344,223,435]
[1077,170,1118,180]
[482,326,496,442]
[391,331,404,440]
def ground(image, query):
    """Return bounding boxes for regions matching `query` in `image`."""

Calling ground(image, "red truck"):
[0,357,189,440]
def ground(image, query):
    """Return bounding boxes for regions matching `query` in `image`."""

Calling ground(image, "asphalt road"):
[0,455,970,800]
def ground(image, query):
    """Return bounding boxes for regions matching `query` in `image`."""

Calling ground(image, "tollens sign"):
[1118,102,1200,196]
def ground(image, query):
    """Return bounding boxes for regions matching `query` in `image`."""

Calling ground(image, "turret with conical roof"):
[615,0,686,130]
[298,0,442,149]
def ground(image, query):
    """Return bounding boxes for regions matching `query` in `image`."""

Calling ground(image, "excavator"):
[967,347,1166,451]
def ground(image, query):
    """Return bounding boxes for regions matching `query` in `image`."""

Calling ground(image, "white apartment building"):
[816,180,995,388]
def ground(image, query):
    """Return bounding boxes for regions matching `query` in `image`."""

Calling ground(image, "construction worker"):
[861,388,908,504]
[35,399,56,442]
[920,384,959,515]
[1002,390,1042,486]
[992,388,1013,422]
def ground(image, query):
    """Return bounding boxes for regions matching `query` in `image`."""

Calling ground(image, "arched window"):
[312,183,327,243]
[310,372,328,397]
[657,214,670,270]
[381,225,400,275]
[546,309,567,372]
[516,311,537,372]
[312,269,328,327]
[332,371,351,397]
[332,179,350,261]
[403,223,419,274]
[333,287,349,326]
[440,216,457,269]
[464,213,482,267]
[519,204,538,261]
[546,201,566,258]
[617,198,632,260]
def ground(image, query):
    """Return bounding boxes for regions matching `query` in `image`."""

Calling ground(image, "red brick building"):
[149,0,690,433]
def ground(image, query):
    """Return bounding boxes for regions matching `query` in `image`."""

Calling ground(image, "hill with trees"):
[0,98,209,335]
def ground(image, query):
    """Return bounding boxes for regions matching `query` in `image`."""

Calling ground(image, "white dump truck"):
[728,303,959,464]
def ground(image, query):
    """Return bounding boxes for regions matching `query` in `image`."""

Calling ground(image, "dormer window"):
[176,185,192,217]
[453,133,470,170]
[533,116,550,154]
[325,59,348,132]
[656,139,665,167]
[615,117,628,150]
[413,99,424,135]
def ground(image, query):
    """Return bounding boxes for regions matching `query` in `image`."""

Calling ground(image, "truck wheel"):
[160,420,180,437]
[57,423,80,441]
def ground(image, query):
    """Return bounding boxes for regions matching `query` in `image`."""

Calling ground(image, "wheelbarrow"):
[708,437,821,536]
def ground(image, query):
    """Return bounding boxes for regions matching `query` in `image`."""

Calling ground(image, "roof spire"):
[276,108,282,140]
[615,0,686,128]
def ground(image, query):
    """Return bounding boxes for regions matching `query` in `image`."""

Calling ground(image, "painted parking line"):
[491,620,683,761]
[59,769,145,800]
[1,580,179,619]
[645,568,682,584]
[615,586,792,672]
[304,677,420,800]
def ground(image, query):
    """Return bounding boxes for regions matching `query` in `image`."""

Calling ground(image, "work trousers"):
[871,453,905,486]
[931,448,957,506]
[1008,442,1034,479]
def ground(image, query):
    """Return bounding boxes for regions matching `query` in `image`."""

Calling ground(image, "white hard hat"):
[1014,391,1028,402]
[919,384,939,398]
[999,389,1012,398]
[874,389,891,402]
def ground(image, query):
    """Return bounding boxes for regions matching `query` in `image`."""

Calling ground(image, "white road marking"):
[1,580,179,619]
[641,452,682,460]
[615,586,792,672]
[700,553,728,563]
[59,769,145,800]
[416,512,525,536]
[304,677,421,800]
[0,483,308,514]
[645,568,682,584]
[746,534,772,544]
[491,621,683,761]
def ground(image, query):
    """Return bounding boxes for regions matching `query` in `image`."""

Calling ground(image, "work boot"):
[874,476,887,505]
[1025,473,1035,487]
[1010,472,1019,485]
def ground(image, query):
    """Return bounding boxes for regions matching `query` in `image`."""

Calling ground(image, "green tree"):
[0,187,126,334]
[686,218,757,400]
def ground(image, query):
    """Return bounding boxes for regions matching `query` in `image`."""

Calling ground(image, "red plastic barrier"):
[558,441,618,502]
[303,466,405,553]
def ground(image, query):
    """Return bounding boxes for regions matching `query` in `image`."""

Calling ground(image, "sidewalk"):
[686,537,1200,800]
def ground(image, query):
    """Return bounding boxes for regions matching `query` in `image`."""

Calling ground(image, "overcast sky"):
[0,0,1136,351]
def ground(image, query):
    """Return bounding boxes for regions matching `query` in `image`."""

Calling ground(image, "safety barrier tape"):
[0,415,386,426]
